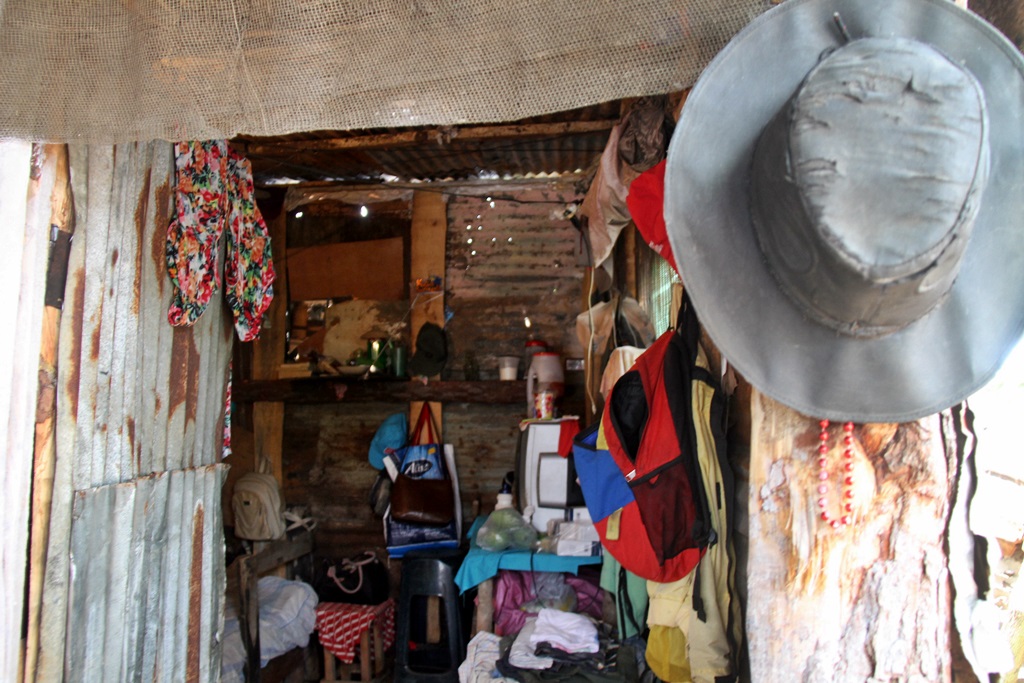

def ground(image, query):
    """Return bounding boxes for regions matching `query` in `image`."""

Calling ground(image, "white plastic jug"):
[526,351,565,417]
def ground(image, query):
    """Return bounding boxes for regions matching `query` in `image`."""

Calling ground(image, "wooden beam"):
[410,189,447,430]
[24,144,71,683]
[252,202,289,482]
[622,223,637,299]
[410,190,447,335]
[246,120,617,156]
[253,402,285,482]
[580,268,600,422]
[236,551,261,683]
[248,529,315,575]
[233,379,530,404]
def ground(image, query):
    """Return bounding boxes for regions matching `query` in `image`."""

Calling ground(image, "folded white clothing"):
[527,608,599,654]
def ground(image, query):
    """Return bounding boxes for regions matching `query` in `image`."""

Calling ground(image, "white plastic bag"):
[475,508,538,552]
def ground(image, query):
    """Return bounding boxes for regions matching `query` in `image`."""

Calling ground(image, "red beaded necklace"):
[816,419,855,529]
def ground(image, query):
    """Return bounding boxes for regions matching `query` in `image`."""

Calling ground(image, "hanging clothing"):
[224,148,276,341]
[599,555,648,640]
[579,123,635,270]
[626,159,679,277]
[599,346,645,401]
[645,343,742,683]
[166,140,276,341]
[166,140,229,327]
[580,96,673,270]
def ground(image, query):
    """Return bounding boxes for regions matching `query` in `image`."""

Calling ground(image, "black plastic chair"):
[394,549,465,683]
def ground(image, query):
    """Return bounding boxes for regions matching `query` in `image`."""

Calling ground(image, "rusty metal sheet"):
[56,142,233,491]
[37,142,234,683]
[66,465,226,683]
[445,184,586,368]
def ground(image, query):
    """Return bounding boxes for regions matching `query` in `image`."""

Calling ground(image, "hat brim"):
[665,0,1024,422]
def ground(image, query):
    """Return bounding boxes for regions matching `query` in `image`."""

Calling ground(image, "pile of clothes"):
[462,608,649,683]
[505,609,600,669]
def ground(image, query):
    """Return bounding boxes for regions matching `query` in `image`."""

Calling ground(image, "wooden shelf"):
[233,378,529,404]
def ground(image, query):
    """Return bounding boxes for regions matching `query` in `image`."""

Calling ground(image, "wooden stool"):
[316,600,395,683]
[322,619,385,682]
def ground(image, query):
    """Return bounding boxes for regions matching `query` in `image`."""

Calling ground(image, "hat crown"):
[752,37,989,337]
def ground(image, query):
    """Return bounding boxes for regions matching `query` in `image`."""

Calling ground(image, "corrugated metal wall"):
[445,182,586,374]
[32,142,231,683]
[66,467,225,683]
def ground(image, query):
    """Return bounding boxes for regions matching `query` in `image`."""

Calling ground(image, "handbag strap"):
[283,510,316,532]
[327,551,378,595]
[411,403,439,445]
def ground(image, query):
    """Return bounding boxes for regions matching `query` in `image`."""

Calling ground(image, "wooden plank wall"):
[279,180,586,563]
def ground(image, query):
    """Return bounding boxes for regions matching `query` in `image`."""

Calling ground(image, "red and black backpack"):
[574,293,729,584]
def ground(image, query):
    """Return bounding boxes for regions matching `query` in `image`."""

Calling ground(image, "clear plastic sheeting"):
[0,0,766,144]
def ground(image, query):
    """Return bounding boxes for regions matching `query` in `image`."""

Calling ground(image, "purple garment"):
[492,570,603,636]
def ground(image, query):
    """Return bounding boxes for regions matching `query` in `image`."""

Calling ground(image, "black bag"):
[368,470,392,517]
[313,551,390,605]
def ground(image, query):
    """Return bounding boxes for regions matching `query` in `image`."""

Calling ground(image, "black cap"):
[408,322,447,377]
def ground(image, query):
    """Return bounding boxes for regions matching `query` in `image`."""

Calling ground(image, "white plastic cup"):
[498,356,519,380]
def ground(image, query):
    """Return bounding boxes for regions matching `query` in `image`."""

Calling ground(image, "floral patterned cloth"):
[223,361,232,460]
[166,140,228,327]
[224,149,276,341]
[165,140,275,341]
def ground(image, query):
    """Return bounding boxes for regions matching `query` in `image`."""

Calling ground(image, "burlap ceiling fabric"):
[0,0,766,144]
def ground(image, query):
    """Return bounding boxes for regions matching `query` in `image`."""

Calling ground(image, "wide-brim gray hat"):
[665,0,1024,423]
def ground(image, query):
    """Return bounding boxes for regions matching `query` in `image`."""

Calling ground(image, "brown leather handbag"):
[388,405,455,526]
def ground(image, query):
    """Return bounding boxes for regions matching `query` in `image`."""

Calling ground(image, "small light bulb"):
[489,201,495,208]
[359,205,368,218]
[477,225,483,230]
[524,317,532,328]
[507,237,513,243]
[471,250,477,256]
[466,224,472,230]
[294,211,304,218]
[467,238,473,244]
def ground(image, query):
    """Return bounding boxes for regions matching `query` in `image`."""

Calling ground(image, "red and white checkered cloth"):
[315,600,396,664]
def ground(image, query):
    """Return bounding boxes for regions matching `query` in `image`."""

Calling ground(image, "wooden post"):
[252,204,288,481]
[473,578,495,635]
[580,267,600,421]
[621,222,636,299]
[24,144,71,683]
[236,556,261,683]
[409,189,447,431]
[249,200,288,570]
[745,389,958,682]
